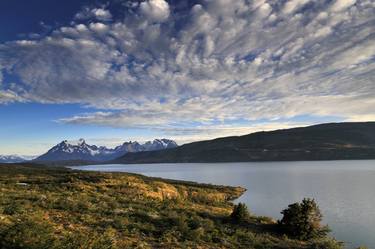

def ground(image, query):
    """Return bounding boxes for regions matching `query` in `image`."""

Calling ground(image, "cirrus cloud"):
[0,0,374,138]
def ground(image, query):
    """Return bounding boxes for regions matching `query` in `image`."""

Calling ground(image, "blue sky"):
[0,0,374,155]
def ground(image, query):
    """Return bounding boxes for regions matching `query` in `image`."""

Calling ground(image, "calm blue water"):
[71,160,375,248]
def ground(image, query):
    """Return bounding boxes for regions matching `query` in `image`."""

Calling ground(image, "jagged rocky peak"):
[143,138,178,151]
[160,138,178,148]
[35,138,178,162]
[117,141,143,153]
[60,139,85,146]
[59,140,68,146]
[77,138,86,146]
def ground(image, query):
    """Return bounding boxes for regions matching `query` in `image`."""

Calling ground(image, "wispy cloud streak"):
[0,0,374,138]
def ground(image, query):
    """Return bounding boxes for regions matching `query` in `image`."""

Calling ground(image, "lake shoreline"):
[1,163,345,249]
[71,161,375,248]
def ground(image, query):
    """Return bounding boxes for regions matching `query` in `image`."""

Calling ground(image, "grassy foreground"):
[0,164,341,249]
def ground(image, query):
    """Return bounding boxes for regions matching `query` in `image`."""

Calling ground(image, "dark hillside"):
[113,122,375,163]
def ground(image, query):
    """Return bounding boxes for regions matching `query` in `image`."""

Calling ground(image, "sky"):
[0,0,374,156]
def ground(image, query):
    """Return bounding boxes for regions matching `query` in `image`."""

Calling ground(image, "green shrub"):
[60,229,118,249]
[230,203,250,223]
[279,198,330,240]
[310,238,343,249]
[3,202,23,215]
[91,229,118,249]
[0,214,56,249]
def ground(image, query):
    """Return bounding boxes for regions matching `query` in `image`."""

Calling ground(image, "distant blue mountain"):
[0,155,36,163]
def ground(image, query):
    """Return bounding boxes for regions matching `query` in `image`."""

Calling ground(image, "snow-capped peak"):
[36,138,178,162]
[143,139,178,151]
[60,139,86,146]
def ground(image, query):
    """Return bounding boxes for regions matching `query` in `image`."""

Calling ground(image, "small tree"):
[230,203,250,223]
[279,198,329,240]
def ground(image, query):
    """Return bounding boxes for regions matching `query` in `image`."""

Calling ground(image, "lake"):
[71,160,375,248]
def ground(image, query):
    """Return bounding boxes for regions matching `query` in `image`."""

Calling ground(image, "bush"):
[60,229,118,249]
[3,204,21,215]
[279,198,329,240]
[230,203,250,223]
[0,214,56,249]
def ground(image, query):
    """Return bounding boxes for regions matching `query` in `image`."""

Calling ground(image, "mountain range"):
[0,155,36,163]
[4,122,375,165]
[113,122,375,164]
[35,139,177,162]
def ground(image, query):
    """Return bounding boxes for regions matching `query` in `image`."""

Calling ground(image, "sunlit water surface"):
[71,160,375,248]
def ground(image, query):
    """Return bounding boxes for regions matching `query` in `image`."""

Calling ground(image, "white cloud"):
[89,22,109,33]
[331,0,357,12]
[15,40,37,46]
[0,90,24,104]
[313,26,332,38]
[283,0,310,14]
[59,110,313,145]
[140,0,170,22]
[92,8,112,21]
[75,7,112,21]
[257,2,272,17]
[76,24,88,32]
[253,57,263,66]
[330,39,375,69]
[0,0,374,137]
